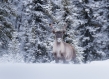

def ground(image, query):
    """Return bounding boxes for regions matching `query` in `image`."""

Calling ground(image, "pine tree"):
[6,32,24,62]
[77,0,109,62]
[0,1,14,56]
[22,0,52,63]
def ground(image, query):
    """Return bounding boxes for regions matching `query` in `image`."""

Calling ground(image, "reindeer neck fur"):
[55,38,63,45]
[53,39,65,57]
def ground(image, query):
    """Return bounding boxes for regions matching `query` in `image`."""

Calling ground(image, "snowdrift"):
[0,60,109,79]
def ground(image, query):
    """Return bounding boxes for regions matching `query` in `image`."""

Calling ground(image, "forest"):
[0,0,109,63]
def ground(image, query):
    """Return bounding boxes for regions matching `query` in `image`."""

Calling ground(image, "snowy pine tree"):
[0,1,14,56]
[3,31,24,63]
[22,0,52,63]
[0,0,109,63]
[77,0,109,62]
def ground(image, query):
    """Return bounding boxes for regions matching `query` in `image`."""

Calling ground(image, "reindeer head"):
[49,24,67,43]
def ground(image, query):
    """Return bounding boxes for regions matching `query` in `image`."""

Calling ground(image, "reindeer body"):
[52,34,76,63]
[49,24,76,63]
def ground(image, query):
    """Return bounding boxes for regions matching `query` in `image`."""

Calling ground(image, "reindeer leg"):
[55,57,59,63]
[61,53,68,64]
[63,58,66,63]
[53,53,59,63]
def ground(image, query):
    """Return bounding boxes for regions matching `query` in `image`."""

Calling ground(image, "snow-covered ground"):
[0,60,109,79]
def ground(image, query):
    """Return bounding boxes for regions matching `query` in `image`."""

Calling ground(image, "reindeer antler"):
[63,23,67,31]
[49,23,55,33]
[64,24,67,28]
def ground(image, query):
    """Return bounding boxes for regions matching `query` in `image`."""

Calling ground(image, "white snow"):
[0,60,109,79]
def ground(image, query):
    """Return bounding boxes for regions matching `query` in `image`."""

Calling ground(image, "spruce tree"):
[0,1,14,56]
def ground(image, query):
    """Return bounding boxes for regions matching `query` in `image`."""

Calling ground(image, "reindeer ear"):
[49,24,52,27]
[63,30,65,33]
[52,30,55,34]
[49,23,55,33]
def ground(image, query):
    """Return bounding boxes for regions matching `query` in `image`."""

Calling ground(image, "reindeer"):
[50,24,76,63]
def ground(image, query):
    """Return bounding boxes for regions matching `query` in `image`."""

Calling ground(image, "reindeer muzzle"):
[57,38,62,42]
